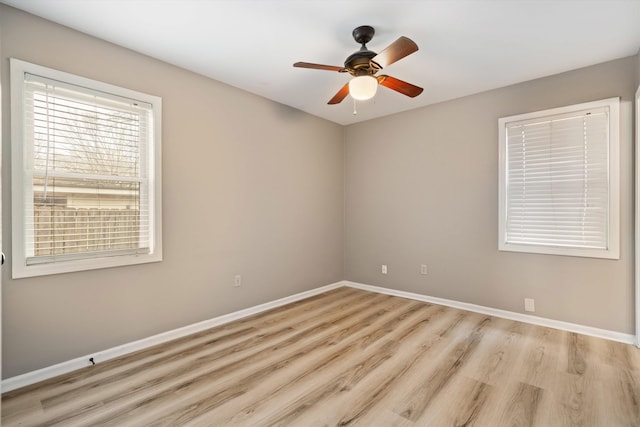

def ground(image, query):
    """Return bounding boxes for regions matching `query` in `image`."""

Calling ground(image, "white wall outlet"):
[524,298,535,312]
[381,264,387,275]
[420,264,428,275]
[234,275,242,287]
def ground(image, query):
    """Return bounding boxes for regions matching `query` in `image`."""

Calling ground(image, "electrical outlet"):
[524,298,535,312]
[381,264,387,275]
[234,275,242,287]
[420,264,428,275]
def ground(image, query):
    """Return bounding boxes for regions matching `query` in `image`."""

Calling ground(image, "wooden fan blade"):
[371,36,418,69]
[377,75,423,98]
[293,62,345,72]
[328,83,350,105]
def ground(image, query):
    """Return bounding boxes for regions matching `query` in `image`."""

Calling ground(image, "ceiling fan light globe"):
[349,75,378,100]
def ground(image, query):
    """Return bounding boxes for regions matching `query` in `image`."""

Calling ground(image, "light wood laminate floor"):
[2,287,639,426]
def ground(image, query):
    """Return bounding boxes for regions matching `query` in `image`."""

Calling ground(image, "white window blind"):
[499,98,619,259]
[23,73,151,264]
[11,59,162,278]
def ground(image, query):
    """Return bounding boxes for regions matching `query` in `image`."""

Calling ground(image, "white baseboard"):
[345,281,635,345]
[4,279,634,393]
[1,280,346,393]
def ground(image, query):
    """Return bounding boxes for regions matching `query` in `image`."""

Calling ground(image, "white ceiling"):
[3,0,640,125]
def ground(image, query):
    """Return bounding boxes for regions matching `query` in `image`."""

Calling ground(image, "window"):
[498,98,619,259]
[11,59,162,278]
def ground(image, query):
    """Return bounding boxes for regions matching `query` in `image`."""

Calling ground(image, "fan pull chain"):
[353,98,357,115]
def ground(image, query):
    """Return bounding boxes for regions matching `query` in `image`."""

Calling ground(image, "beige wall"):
[1,5,344,378]
[345,56,636,334]
[637,48,640,85]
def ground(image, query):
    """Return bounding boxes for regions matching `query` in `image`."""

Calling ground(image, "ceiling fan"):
[293,25,423,105]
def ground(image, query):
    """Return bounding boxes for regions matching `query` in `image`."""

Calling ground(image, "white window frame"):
[10,59,162,278]
[498,98,619,259]
[635,85,639,348]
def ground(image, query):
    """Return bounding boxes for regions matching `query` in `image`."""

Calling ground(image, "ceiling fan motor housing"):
[345,25,381,75]
[344,50,379,75]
